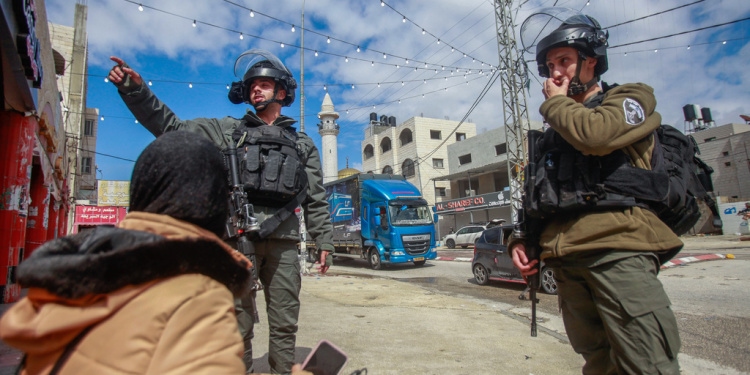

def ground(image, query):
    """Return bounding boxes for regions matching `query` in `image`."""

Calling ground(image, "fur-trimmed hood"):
[17,212,252,299]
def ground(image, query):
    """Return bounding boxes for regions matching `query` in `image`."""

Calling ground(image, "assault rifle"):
[513,129,544,337]
[224,143,262,323]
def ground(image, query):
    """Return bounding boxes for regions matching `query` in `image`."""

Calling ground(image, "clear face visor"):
[520,7,598,54]
[233,49,291,79]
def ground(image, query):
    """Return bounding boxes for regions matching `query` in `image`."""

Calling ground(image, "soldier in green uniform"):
[108,49,334,375]
[511,8,682,375]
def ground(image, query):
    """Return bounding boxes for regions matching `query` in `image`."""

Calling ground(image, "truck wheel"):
[413,260,426,266]
[368,249,382,270]
[446,239,455,249]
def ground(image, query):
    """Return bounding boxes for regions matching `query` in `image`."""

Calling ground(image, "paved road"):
[1,234,748,374]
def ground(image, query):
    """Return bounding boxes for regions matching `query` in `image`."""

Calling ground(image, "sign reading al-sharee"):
[97,180,130,206]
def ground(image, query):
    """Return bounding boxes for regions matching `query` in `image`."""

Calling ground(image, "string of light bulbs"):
[125,0,492,73]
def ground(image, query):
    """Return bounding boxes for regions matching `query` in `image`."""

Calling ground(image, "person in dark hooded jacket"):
[0,131,256,374]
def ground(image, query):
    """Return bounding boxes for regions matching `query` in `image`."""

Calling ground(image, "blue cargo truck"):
[323,174,437,270]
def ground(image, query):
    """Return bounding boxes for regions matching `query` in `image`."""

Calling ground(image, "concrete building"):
[361,115,477,236]
[689,123,750,200]
[48,2,97,232]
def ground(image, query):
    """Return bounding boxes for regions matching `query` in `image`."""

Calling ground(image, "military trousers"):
[553,253,681,375]
[235,239,301,375]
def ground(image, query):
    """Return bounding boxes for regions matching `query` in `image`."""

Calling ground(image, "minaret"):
[318,93,340,183]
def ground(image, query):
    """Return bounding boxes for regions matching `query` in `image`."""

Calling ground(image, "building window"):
[433,158,444,169]
[84,120,94,136]
[435,187,446,197]
[381,137,392,153]
[430,130,441,140]
[81,157,92,174]
[401,159,415,177]
[704,137,716,142]
[722,151,730,156]
[725,161,732,166]
[494,143,506,155]
[456,132,466,141]
[363,144,374,160]
[458,154,472,165]
[382,165,393,174]
[399,129,413,146]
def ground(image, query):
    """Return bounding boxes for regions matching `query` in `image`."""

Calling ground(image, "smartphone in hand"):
[302,340,348,375]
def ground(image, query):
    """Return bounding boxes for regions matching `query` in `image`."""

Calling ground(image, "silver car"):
[443,224,486,249]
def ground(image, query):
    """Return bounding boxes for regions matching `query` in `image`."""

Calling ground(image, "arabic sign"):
[434,190,510,214]
[98,180,130,206]
[74,205,127,225]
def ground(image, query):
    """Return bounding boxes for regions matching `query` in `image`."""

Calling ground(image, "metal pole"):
[299,0,305,133]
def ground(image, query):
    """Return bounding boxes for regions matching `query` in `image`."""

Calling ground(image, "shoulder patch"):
[623,98,645,125]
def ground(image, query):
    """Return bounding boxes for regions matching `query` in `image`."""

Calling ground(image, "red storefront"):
[0,0,68,303]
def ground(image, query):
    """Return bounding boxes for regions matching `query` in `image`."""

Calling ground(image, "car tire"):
[413,260,426,266]
[446,239,455,249]
[473,264,490,285]
[540,266,558,295]
[368,248,383,270]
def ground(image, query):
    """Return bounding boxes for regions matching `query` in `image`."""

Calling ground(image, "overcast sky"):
[44,0,750,181]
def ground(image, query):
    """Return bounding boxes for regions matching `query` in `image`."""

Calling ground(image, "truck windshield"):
[389,203,433,226]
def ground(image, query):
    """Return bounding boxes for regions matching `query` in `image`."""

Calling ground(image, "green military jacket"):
[538,83,683,260]
[117,83,334,252]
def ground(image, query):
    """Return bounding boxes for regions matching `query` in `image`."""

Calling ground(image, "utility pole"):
[493,0,531,223]
[299,0,306,133]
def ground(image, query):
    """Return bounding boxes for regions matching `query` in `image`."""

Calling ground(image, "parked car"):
[471,225,558,295]
[443,224,486,249]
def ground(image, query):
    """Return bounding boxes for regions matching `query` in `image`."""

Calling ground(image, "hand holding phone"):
[302,340,348,375]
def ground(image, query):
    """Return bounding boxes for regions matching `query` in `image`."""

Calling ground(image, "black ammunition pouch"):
[232,124,308,207]
[527,128,669,219]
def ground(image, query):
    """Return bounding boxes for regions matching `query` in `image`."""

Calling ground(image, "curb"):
[435,256,472,262]
[660,253,733,269]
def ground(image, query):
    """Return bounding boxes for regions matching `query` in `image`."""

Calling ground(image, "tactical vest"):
[527,90,669,220]
[232,124,308,207]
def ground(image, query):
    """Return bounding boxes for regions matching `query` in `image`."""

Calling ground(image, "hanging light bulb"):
[148,80,153,86]
[327,36,331,43]
[226,84,230,90]
[345,57,349,62]
[398,99,401,103]
[381,0,384,6]
[442,66,445,70]
[424,62,428,68]
[135,119,139,123]
[323,85,327,91]
[437,39,440,44]
[405,59,409,64]
[687,45,691,50]
[402,16,406,23]
[422,29,426,35]
[383,53,387,59]
[723,41,727,44]
[371,61,374,66]
[189,83,193,88]
[423,79,426,84]
[100,116,104,121]
[357,46,361,52]
[315,50,319,57]
[138,3,143,11]
[192,20,196,27]
[280,42,285,48]
[654,49,658,53]
[249,10,254,17]
[104,77,109,83]
[351,84,355,89]
[291,25,295,32]
[451,47,455,52]
[624,52,627,56]
[401,81,404,86]
[396,64,400,68]
[239,32,244,40]
[377,83,381,88]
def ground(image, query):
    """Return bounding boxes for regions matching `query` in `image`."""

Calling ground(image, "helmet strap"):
[567,53,598,96]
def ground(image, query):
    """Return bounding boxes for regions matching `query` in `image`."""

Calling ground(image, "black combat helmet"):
[228,49,297,107]
[520,7,609,81]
